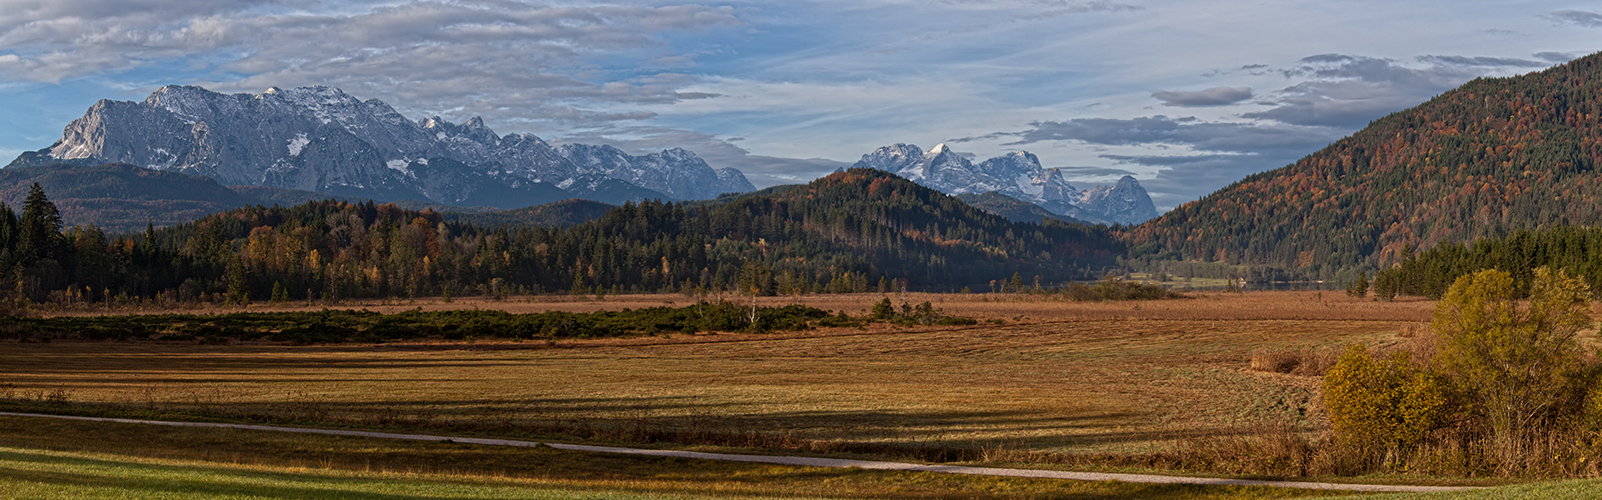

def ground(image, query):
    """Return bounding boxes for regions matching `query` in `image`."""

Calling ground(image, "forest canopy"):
[0,170,1122,307]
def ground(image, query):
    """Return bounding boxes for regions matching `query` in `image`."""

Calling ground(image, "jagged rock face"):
[554,145,753,201]
[14,85,753,206]
[1076,176,1159,225]
[854,143,924,174]
[855,143,1009,195]
[854,143,1158,225]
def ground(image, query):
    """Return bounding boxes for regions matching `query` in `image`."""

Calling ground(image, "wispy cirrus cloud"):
[0,0,743,131]
[1546,10,1602,28]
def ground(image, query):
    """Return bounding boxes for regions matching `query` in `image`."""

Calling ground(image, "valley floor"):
[2,291,1526,498]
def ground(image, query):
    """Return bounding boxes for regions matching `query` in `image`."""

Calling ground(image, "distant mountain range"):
[851,143,1158,225]
[13,52,1596,285]
[6,85,753,208]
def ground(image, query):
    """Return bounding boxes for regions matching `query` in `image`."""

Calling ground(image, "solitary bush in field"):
[871,297,894,320]
[1322,345,1452,460]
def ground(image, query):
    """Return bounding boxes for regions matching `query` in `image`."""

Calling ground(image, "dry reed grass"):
[1249,348,1342,376]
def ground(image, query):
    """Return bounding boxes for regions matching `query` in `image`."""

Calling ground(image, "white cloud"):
[1245,54,1545,128]
[0,1,743,127]
[1546,10,1602,28]
[1151,87,1252,107]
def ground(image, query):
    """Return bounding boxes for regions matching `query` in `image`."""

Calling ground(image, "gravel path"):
[0,411,1474,494]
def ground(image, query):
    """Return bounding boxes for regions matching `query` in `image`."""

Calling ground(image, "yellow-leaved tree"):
[1432,267,1593,466]
[1322,267,1598,474]
[1322,345,1451,461]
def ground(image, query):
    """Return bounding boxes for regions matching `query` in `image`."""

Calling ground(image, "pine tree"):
[271,281,289,304]
[19,183,61,263]
[570,273,586,296]
[226,258,249,307]
[1346,272,1370,299]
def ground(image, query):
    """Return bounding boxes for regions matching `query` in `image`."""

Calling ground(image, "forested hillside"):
[0,163,258,232]
[954,192,1080,225]
[1125,53,1602,278]
[0,169,1120,306]
[447,199,615,228]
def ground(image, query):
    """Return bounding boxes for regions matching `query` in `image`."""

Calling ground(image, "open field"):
[3,293,1437,459]
[5,290,1532,494]
[0,415,1343,500]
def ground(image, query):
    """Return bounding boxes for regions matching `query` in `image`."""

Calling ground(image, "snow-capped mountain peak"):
[853,142,1157,225]
[12,85,755,207]
[1075,175,1158,224]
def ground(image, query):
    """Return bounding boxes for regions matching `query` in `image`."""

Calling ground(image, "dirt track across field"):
[0,411,1474,494]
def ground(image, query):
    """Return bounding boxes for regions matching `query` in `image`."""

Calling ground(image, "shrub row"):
[0,301,894,344]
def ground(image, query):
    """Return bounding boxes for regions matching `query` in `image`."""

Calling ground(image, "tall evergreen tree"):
[18,183,61,263]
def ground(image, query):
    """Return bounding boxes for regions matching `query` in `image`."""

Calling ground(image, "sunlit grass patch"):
[1324,479,1602,500]
[0,419,1345,500]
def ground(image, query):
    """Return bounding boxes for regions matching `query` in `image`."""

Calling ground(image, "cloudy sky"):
[0,1,1597,210]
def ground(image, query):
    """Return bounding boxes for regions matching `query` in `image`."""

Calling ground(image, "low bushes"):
[870,298,978,326]
[0,299,981,344]
[1063,278,1182,301]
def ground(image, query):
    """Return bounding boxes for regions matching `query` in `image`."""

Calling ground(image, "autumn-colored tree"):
[1432,267,1594,463]
[1322,345,1452,459]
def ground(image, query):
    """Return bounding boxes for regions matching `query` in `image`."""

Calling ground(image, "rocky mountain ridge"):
[852,143,1157,224]
[6,85,754,208]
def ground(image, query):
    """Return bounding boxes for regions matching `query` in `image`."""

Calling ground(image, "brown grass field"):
[0,415,1350,499]
[1,292,1446,463]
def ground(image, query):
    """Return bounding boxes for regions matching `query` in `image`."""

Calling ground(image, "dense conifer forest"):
[1361,225,1602,300]
[0,169,1121,307]
[1125,53,1602,280]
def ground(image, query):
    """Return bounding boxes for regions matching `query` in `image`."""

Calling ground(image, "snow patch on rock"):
[287,133,309,156]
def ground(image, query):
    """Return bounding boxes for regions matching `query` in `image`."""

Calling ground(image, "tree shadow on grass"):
[0,446,1328,500]
[0,448,497,500]
[4,393,1262,453]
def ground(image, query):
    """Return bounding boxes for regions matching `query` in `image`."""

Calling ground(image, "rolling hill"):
[1125,52,1602,276]
[0,163,259,233]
